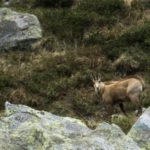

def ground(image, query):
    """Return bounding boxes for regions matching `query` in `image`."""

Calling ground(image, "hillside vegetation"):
[0,0,150,131]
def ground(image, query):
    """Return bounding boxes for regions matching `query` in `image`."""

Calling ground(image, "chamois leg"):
[129,95,142,116]
[107,104,113,116]
[137,100,142,116]
[119,103,127,116]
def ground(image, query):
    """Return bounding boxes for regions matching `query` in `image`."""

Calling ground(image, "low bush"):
[35,0,74,8]
[0,72,15,89]
[35,8,91,41]
[77,0,127,16]
[103,22,150,58]
[132,0,150,9]
[111,115,135,133]
[121,22,150,47]
[7,0,74,8]
[70,90,96,116]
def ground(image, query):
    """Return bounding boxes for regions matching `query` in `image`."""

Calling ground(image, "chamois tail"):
[134,75,145,91]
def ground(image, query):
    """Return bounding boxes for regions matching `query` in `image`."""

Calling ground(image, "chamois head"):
[91,74,104,95]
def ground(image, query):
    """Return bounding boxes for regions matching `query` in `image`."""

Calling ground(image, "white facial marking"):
[94,81,100,93]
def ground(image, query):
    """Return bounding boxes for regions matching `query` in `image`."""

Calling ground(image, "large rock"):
[0,8,42,51]
[128,107,150,149]
[0,102,139,150]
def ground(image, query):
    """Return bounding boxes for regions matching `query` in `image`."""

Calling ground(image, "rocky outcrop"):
[0,102,140,150]
[0,8,42,51]
[128,107,150,149]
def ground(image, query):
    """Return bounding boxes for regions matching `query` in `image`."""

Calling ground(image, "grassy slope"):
[0,0,149,131]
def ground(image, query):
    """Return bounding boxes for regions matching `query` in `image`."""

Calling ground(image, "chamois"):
[92,75,145,116]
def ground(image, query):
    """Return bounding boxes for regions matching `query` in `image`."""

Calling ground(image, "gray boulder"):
[128,107,150,149]
[0,102,140,150]
[0,8,42,51]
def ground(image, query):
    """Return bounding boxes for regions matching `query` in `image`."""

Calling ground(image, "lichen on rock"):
[0,102,141,150]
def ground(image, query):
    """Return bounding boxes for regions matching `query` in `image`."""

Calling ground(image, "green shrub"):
[70,90,95,116]
[68,72,90,88]
[0,0,2,6]
[35,0,74,8]
[112,51,140,75]
[46,85,59,101]
[84,32,105,45]
[55,64,72,77]
[38,9,91,41]
[9,0,74,8]
[132,0,150,9]
[121,22,150,47]
[77,0,127,16]
[65,11,91,40]
[0,72,14,89]
[24,79,42,94]
[40,9,67,36]
[111,115,135,133]
[103,22,150,58]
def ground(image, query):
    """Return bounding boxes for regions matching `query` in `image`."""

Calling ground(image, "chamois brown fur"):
[92,75,145,116]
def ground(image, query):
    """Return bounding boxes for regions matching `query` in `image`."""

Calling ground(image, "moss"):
[111,115,136,133]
